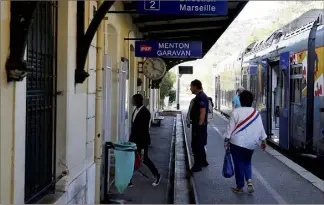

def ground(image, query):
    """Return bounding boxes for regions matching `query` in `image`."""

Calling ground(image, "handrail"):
[25,170,68,204]
[181,114,199,204]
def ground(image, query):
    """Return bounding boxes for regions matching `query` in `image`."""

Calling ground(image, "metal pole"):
[176,67,180,110]
[306,18,319,152]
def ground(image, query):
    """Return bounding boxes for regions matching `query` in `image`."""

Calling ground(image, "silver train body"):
[212,11,324,156]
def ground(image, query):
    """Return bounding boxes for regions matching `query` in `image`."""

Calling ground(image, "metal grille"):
[25,2,57,203]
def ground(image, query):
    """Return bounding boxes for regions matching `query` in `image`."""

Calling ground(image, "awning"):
[123,1,248,56]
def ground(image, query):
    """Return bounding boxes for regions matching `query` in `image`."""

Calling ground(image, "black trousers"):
[191,124,207,167]
[141,147,159,176]
[131,146,159,182]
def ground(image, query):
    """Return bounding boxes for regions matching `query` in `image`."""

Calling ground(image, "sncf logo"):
[140,45,152,52]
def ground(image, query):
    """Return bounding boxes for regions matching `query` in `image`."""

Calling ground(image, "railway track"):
[169,114,199,204]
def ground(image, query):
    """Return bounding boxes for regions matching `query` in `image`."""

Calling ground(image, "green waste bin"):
[112,141,137,193]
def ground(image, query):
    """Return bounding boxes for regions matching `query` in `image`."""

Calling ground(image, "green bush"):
[168,90,176,104]
[160,72,176,99]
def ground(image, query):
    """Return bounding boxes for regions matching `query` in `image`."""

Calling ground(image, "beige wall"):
[0,1,15,203]
[104,1,142,142]
[1,1,27,203]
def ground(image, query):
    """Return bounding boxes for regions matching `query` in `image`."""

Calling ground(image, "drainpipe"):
[176,68,180,110]
[94,0,104,203]
[127,29,134,134]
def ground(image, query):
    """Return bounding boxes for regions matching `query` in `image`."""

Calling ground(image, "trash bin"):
[112,141,137,193]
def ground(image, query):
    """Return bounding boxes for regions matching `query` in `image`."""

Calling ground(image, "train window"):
[274,32,283,44]
[250,74,257,99]
[291,78,302,104]
[280,70,286,108]
[290,64,303,104]
[262,71,267,104]
[290,64,302,75]
[243,75,248,89]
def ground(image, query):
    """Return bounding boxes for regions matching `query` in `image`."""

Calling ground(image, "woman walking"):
[224,90,267,193]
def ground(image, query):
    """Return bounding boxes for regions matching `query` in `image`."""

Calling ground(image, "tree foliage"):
[246,23,277,45]
[160,71,176,100]
[168,90,176,103]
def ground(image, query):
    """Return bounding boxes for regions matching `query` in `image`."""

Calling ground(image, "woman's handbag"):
[222,148,234,178]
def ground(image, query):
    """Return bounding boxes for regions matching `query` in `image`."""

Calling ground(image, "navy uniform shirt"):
[190,91,209,137]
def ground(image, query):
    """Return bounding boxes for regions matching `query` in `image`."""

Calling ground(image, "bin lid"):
[113,141,137,151]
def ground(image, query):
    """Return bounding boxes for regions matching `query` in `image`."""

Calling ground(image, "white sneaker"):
[247,179,254,193]
[152,174,161,187]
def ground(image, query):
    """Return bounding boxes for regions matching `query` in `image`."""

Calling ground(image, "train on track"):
[212,9,324,157]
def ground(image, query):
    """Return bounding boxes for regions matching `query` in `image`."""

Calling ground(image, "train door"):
[260,59,272,137]
[289,63,306,150]
[279,52,290,150]
[261,58,282,144]
[270,62,281,142]
[249,64,258,108]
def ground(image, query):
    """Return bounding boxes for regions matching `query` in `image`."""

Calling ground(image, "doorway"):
[128,45,135,136]
[107,24,118,142]
[267,62,281,144]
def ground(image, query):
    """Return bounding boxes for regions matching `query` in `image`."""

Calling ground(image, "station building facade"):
[0,1,161,203]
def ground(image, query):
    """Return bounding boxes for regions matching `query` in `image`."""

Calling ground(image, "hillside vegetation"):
[175,1,323,97]
[205,1,324,65]
[190,1,324,96]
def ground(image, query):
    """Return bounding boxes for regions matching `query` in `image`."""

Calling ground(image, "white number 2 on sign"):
[144,0,160,10]
[150,1,155,9]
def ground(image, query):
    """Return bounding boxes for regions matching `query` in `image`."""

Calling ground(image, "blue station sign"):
[137,0,228,15]
[135,41,202,58]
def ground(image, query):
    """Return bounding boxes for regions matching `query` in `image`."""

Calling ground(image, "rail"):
[25,170,68,204]
[181,114,199,204]
[166,118,176,203]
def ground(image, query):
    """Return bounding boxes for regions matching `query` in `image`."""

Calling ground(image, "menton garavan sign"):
[135,41,202,58]
[137,0,228,15]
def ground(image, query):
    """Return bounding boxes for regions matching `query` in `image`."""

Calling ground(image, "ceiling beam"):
[146,29,221,39]
[144,33,218,41]
[123,2,136,10]
[144,26,222,35]
[138,20,229,32]
[133,14,229,24]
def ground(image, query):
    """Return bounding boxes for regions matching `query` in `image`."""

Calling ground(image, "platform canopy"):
[122,1,248,57]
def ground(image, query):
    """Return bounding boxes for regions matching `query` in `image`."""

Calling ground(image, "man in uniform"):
[189,79,209,172]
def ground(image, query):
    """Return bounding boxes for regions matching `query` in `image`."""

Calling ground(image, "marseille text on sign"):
[137,0,228,15]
